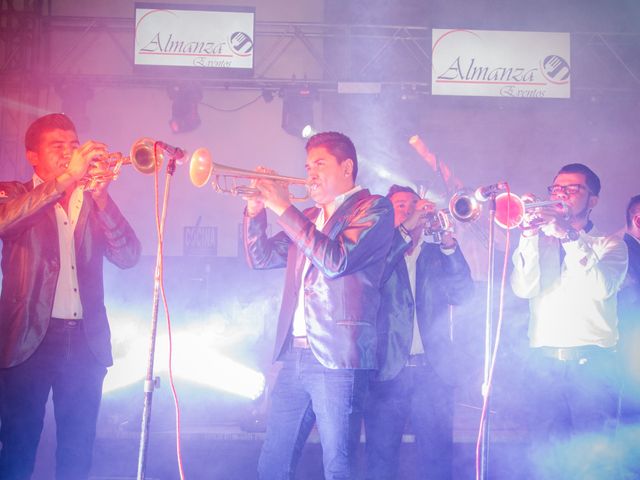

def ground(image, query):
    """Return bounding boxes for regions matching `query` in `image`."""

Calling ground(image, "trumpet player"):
[363,185,473,480]
[0,113,141,480]
[243,131,394,480]
[617,194,640,424]
[510,163,628,477]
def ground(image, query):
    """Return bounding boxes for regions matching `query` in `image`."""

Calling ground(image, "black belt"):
[291,336,311,349]
[50,318,81,328]
[535,345,615,362]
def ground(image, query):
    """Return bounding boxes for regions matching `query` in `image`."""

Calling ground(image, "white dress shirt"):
[511,226,628,348]
[34,175,84,320]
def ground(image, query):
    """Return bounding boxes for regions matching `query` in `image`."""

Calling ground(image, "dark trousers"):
[523,347,620,480]
[0,319,107,480]
[363,361,455,480]
[257,347,369,480]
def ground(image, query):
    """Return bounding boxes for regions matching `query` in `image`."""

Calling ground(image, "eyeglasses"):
[547,184,591,196]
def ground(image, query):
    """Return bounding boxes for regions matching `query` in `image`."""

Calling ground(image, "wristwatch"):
[563,228,579,242]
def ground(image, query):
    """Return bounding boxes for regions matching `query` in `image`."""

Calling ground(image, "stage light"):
[172,331,266,400]
[281,87,315,138]
[301,125,317,139]
[104,325,265,400]
[262,89,274,103]
[168,84,202,133]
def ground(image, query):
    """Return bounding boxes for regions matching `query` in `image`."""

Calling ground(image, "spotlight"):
[261,89,274,103]
[168,84,202,133]
[281,87,315,138]
[104,329,265,400]
[301,125,317,139]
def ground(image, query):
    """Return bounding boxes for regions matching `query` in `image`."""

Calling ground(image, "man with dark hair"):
[618,194,640,422]
[556,162,601,196]
[510,163,627,477]
[243,131,394,479]
[0,113,141,479]
[363,185,473,480]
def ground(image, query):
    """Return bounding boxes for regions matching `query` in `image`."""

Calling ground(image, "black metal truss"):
[0,14,636,96]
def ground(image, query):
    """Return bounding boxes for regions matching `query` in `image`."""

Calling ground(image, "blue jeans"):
[258,347,370,480]
[0,319,107,480]
[363,361,454,480]
[523,348,620,479]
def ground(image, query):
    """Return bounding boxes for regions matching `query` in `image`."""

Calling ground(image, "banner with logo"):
[432,29,570,99]
[134,4,254,72]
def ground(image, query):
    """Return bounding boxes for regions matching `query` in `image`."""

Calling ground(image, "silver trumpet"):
[494,192,569,229]
[189,147,309,201]
[446,190,568,229]
[448,190,482,223]
[423,209,454,243]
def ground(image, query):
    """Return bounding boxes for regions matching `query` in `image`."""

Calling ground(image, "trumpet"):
[189,147,309,201]
[494,192,569,229]
[448,190,482,223]
[423,209,454,243]
[446,189,569,230]
[82,138,160,191]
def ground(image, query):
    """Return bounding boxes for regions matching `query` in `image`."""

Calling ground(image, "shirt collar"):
[316,185,363,212]
[32,172,44,187]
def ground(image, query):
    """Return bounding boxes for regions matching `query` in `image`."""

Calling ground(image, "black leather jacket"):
[244,189,394,369]
[375,230,473,382]
[0,179,141,368]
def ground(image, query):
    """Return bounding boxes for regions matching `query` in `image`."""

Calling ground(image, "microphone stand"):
[136,155,178,480]
[479,195,497,480]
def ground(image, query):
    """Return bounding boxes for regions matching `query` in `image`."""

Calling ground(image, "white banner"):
[134,5,254,71]
[432,29,570,99]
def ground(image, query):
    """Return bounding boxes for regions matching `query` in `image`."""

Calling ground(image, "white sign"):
[134,4,254,71]
[432,29,570,99]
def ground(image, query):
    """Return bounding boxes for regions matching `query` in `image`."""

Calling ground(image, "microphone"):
[155,141,186,162]
[474,182,508,202]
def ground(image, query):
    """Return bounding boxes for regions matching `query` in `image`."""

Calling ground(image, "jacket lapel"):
[322,189,368,238]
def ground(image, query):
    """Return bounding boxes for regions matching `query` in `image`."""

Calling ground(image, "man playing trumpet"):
[510,163,628,478]
[362,185,473,480]
[243,131,394,479]
[0,113,141,479]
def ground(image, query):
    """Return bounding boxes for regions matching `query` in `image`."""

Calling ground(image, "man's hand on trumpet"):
[55,140,107,192]
[244,167,292,217]
[400,198,435,248]
[85,153,116,209]
[521,202,572,239]
[539,209,574,240]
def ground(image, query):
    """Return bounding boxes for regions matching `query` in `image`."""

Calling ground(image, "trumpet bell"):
[449,190,481,223]
[130,137,163,174]
[494,193,525,229]
[190,147,213,187]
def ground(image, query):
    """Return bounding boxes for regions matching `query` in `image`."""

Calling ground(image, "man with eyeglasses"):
[510,163,628,478]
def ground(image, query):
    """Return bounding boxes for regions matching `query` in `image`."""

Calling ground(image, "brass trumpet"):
[189,147,309,200]
[82,138,161,191]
